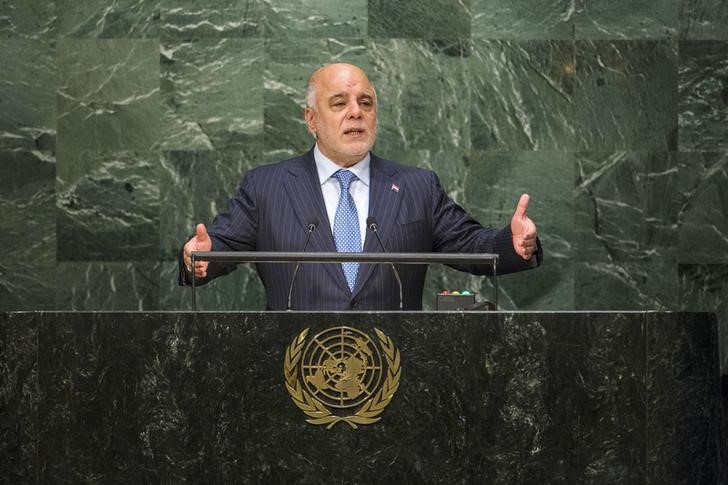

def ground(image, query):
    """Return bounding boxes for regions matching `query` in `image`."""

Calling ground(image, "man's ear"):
[304,107,316,137]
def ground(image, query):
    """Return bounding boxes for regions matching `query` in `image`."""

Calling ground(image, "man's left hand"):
[510,193,538,261]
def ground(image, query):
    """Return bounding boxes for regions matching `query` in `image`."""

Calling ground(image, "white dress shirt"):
[313,144,370,247]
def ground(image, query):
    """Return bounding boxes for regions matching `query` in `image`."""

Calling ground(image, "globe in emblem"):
[300,326,384,409]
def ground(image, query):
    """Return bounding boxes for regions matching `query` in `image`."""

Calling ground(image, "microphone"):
[367,216,403,310]
[287,221,318,310]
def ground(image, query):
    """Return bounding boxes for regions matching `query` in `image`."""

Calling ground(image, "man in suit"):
[180,63,542,310]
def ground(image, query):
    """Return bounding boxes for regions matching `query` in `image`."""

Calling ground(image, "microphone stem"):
[370,225,403,311]
[287,225,316,311]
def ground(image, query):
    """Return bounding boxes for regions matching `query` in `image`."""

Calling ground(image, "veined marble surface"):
[0,1,726,385]
[0,311,722,482]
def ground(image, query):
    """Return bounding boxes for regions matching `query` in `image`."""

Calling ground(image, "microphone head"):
[307,221,318,232]
[366,216,378,231]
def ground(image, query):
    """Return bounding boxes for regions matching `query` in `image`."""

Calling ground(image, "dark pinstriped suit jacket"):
[179,149,542,310]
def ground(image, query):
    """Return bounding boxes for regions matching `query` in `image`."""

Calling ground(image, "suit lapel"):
[352,155,403,297]
[283,150,350,293]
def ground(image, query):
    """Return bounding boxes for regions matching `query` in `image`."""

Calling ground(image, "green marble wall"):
[1,1,727,371]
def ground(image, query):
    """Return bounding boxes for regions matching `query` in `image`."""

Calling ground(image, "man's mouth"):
[344,128,365,136]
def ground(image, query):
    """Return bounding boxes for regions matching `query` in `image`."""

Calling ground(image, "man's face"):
[304,64,377,167]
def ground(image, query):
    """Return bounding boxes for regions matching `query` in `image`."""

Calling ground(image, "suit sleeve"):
[429,171,542,275]
[178,170,259,286]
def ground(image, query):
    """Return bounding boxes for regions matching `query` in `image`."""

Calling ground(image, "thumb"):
[513,193,530,219]
[195,223,209,242]
[194,224,212,251]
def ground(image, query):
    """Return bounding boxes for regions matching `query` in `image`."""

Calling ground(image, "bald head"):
[305,63,377,110]
[303,63,378,166]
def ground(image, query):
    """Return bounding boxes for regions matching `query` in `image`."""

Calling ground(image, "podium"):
[1,311,724,482]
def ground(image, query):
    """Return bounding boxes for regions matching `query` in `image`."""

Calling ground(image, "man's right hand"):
[183,224,212,278]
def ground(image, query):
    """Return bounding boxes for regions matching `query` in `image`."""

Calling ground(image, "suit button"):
[351,300,359,309]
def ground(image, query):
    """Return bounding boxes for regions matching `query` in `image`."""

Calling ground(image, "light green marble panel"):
[261,0,367,38]
[575,261,678,310]
[159,147,262,261]
[465,151,575,310]
[678,41,728,151]
[0,40,56,151]
[369,39,471,190]
[56,0,160,38]
[368,0,471,39]
[160,0,262,38]
[575,0,679,39]
[263,38,368,161]
[0,0,55,39]
[575,151,679,264]
[472,0,575,40]
[574,40,678,150]
[680,0,728,40]
[57,39,161,153]
[0,149,56,311]
[677,152,728,263]
[161,38,264,151]
[470,40,577,151]
[55,262,161,310]
[56,151,160,261]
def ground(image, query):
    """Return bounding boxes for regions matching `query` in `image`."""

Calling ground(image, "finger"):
[513,193,530,219]
[194,261,208,277]
[195,223,209,242]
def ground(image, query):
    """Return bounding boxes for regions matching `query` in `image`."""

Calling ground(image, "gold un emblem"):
[284,326,401,429]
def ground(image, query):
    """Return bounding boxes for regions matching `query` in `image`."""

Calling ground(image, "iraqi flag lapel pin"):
[391,183,400,193]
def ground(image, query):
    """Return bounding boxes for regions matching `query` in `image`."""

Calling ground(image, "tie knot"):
[333,169,357,191]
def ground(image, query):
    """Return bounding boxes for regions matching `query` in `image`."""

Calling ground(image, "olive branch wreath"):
[283,327,401,429]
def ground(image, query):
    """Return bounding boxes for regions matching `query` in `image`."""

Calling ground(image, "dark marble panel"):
[0,39,56,151]
[32,312,720,482]
[263,38,368,161]
[646,312,723,483]
[369,39,471,184]
[368,0,471,39]
[575,0,679,40]
[56,151,160,261]
[159,148,261,261]
[55,262,160,310]
[506,312,645,483]
[680,264,728,375]
[680,0,728,40]
[261,0,367,38]
[38,313,160,482]
[470,40,576,151]
[574,261,678,310]
[56,0,161,38]
[56,39,160,153]
[0,149,56,311]
[160,38,263,151]
[472,0,575,40]
[677,151,728,263]
[464,151,575,310]
[159,0,262,38]
[575,40,678,151]
[0,312,38,482]
[575,151,679,264]
[0,0,55,39]
[678,41,728,151]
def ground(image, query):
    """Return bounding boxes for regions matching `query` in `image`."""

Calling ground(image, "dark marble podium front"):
[1,312,724,483]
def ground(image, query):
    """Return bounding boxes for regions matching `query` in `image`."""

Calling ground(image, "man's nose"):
[347,101,362,118]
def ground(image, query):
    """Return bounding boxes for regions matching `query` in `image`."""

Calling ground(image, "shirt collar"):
[314,144,370,187]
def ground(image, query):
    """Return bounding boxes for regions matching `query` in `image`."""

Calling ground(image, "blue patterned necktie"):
[332,169,361,291]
